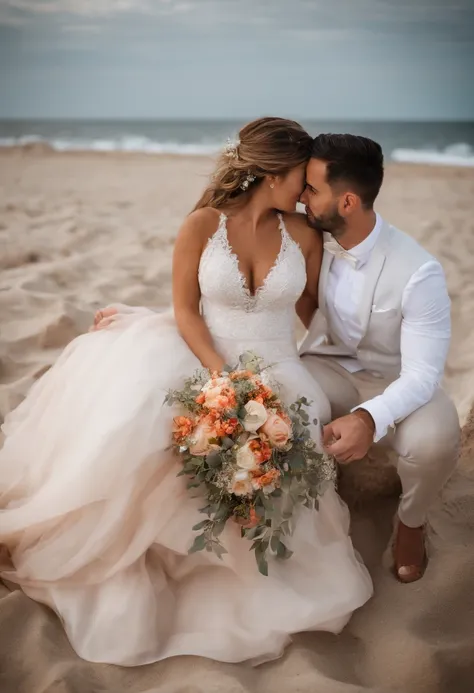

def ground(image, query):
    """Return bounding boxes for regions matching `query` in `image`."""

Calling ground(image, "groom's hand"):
[322,410,375,463]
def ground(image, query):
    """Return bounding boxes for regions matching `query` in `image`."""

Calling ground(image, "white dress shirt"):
[325,214,451,441]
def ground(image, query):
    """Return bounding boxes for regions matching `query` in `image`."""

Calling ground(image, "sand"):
[1,148,474,693]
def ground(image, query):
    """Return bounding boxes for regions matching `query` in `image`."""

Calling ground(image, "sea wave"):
[1,135,474,167]
[390,143,474,167]
[0,135,222,156]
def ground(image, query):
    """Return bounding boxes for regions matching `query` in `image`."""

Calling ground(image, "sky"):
[0,0,473,120]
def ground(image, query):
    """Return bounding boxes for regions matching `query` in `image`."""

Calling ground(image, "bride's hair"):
[193,117,313,211]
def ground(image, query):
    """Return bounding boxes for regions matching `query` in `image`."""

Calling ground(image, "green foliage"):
[166,354,337,576]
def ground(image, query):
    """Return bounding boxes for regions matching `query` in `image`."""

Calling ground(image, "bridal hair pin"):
[240,172,256,191]
[224,138,240,159]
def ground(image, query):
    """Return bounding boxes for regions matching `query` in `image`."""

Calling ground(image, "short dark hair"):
[311,134,384,208]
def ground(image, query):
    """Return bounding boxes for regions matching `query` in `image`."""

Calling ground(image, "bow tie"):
[324,240,359,269]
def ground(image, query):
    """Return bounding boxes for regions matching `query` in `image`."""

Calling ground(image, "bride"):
[0,117,372,667]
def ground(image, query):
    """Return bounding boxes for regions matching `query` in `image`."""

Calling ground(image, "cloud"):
[0,7,25,24]
[0,0,472,120]
[1,0,474,38]
[1,0,152,17]
[61,23,101,33]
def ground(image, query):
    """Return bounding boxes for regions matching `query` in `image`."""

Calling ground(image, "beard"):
[305,204,346,238]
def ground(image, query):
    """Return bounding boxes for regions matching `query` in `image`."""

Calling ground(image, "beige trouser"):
[301,355,461,528]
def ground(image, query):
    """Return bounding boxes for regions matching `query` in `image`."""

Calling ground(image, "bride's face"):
[271,163,307,212]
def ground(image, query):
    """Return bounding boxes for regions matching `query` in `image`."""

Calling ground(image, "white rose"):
[242,400,268,433]
[230,470,254,497]
[236,441,259,471]
[202,376,231,393]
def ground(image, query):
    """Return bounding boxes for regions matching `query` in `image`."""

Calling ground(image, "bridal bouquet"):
[165,353,336,575]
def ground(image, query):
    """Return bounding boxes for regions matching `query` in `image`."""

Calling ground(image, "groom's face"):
[300,159,346,238]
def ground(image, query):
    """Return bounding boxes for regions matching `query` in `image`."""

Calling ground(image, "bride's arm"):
[172,209,226,372]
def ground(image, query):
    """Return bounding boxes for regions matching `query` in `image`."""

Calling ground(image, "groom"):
[299,133,460,583]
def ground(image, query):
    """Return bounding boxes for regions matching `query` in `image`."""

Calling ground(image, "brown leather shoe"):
[392,520,427,583]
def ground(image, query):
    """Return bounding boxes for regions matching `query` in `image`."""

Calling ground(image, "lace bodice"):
[198,213,306,362]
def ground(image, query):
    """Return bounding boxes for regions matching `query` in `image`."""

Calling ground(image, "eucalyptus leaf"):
[213,544,228,560]
[188,534,206,554]
[206,452,222,468]
[213,520,227,537]
[270,535,281,553]
[256,551,269,577]
[214,503,231,522]
[187,480,201,489]
[276,541,293,560]
[221,437,234,450]
[244,525,265,541]
[288,451,306,471]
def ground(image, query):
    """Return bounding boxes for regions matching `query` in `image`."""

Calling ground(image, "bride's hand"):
[89,307,118,332]
[89,304,157,332]
[203,358,226,373]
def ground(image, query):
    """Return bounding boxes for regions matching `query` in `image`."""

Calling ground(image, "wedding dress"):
[0,213,372,666]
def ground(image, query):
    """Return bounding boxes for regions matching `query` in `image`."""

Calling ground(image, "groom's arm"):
[356,261,451,442]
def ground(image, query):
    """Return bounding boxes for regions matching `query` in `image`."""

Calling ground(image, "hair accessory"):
[224,138,240,159]
[240,172,256,191]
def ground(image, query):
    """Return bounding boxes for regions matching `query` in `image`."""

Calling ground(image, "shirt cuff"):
[351,396,395,442]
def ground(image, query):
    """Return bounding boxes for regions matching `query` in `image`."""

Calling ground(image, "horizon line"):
[1,116,473,124]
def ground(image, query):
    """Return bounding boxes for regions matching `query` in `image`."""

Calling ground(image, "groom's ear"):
[339,191,359,217]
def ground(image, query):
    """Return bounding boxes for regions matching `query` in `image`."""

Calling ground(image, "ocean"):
[1,119,474,167]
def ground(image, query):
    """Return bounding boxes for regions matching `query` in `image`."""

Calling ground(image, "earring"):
[270,183,275,189]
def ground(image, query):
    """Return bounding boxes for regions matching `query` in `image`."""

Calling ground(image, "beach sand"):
[1,148,474,693]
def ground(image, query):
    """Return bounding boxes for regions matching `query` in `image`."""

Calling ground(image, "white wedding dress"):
[0,213,372,666]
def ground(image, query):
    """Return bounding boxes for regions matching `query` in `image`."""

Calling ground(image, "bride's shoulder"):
[281,212,322,258]
[175,207,223,248]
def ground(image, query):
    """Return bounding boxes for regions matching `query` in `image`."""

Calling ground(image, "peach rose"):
[200,376,236,410]
[188,421,219,456]
[242,400,268,433]
[260,413,292,449]
[230,470,254,497]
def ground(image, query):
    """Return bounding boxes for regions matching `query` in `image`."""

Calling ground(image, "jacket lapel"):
[318,232,334,317]
[356,220,392,343]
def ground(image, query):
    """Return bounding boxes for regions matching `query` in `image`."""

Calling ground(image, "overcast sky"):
[1,0,473,120]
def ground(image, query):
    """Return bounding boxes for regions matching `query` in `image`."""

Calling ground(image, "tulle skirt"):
[0,308,373,665]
